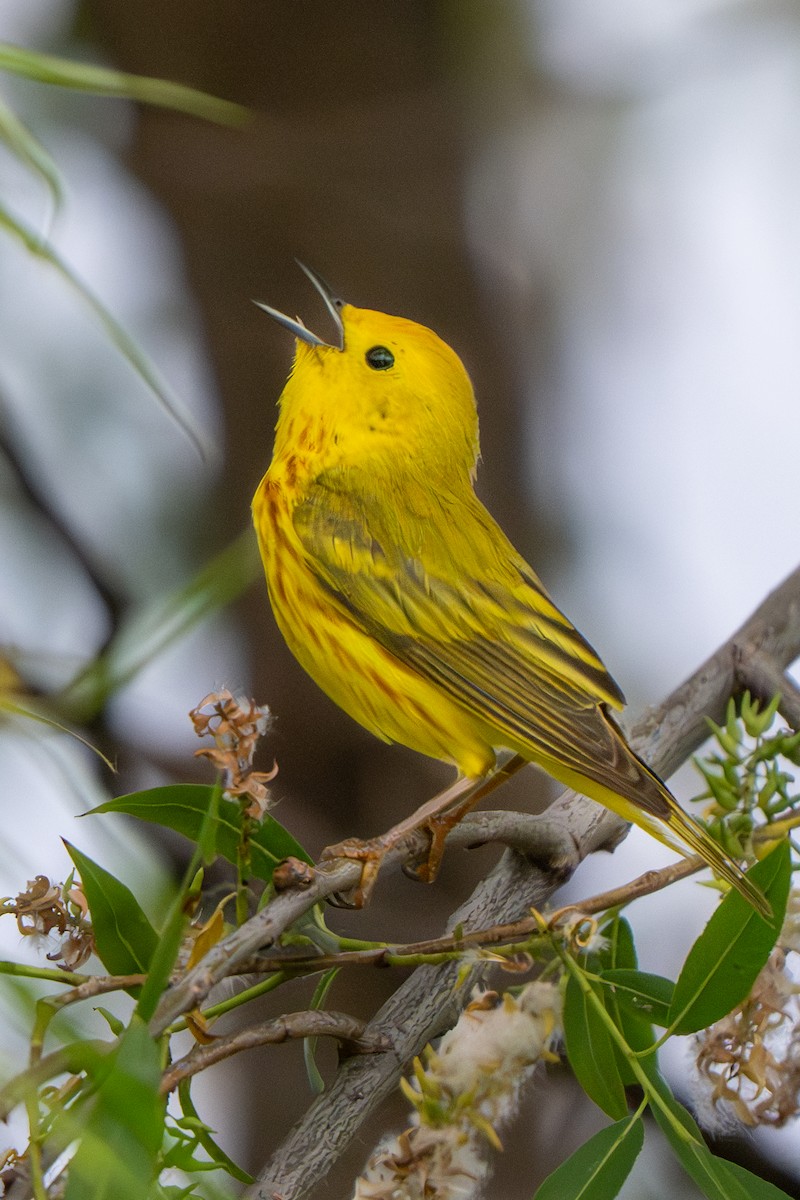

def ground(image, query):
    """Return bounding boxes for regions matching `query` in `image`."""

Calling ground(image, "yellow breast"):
[252,467,496,779]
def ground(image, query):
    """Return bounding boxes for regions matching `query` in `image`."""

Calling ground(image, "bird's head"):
[257,265,480,482]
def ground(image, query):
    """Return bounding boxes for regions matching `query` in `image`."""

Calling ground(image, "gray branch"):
[249,564,800,1200]
[160,1011,389,1095]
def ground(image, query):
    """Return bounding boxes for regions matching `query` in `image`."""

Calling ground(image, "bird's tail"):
[656,792,771,919]
[542,745,772,920]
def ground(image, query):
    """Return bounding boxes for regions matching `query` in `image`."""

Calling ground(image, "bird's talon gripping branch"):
[404,793,488,883]
[323,782,484,901]
[320,837,388,908]
[400,825,443,883]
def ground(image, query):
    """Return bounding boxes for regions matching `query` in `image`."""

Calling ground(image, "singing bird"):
[252,265,767,915]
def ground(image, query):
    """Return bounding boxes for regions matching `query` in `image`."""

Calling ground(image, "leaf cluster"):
[2,697,797,1199]
[546,843,792,1200]
[694,692,800,860]
[0,778,318,1198]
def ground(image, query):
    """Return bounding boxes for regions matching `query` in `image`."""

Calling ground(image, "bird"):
[251,263,768,916]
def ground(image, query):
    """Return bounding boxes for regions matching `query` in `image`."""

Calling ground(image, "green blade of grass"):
[0,198,211,459]
[0,95,63,216]
[0,42,247,126]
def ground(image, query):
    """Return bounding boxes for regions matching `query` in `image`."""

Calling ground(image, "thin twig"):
[150,856,373,1036]
[740,649,800,730]
[229,852,705,978]
[40,974,146,1012]
[149,791,570,1035]
[548,855,704,921]
[160,1011,389,1095]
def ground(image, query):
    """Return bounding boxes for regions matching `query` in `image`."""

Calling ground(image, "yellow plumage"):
[252,271,767,916]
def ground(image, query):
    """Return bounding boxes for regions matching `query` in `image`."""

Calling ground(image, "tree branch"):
[249,564,800,1200]
[160,1011,389,1095]
[228,853,704,977]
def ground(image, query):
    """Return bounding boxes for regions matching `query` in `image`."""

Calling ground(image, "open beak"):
[254,261,344,349]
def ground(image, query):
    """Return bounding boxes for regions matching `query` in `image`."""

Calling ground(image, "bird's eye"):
[365,345,394,371]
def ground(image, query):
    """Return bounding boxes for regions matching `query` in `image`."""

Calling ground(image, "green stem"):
[236,807,253,927]
[25,1094,47,1200]
[557,946,697,1147]
[166,971,289,1034]
[384,950,468,968]
[334,936,388,952]
[0,1042,109,1123]
[0,961,86,985]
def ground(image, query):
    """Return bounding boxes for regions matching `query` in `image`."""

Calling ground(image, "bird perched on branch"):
[252,264,768,917]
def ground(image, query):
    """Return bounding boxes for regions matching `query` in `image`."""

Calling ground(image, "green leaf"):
[135,781,224,1023]
[647,1069,792,1200]
[0,200,210,459]
[64,1017,164,1200]
[595,918,657,1076]
[95,1007,126,1037]
[0,42,247,126]
[0,1038,110,1121]
[304,969,339,1095]
[740,691,781,739]
[0,695,114,769]
[723,1161,797,1200]
[87,783,313,876]
[533,1116,644,1200]
[602,970,674,1027]
[602,916,637,969]
[563,971,628,1120]
[61,532,261,718]
[197,783,222,865]
[134,893,187,1026]
[0,96,63,216]
[64,842,158,976]
[669,842,791,1035]
[175,1081,253,1185]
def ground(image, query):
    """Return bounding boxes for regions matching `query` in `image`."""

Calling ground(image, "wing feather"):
[291,470,657,805]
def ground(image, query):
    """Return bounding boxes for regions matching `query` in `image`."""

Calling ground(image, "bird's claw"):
[320,836,388,908]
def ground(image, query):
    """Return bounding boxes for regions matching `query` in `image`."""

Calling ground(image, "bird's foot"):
[320,757,530,906]
[319,835,396,908]
[402,792,488,883]
[320,776,484,906]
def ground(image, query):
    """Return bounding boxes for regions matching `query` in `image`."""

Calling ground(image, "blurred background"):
[1,1,799,1196]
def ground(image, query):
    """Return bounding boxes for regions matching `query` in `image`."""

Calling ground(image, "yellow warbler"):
[252,266,767,916]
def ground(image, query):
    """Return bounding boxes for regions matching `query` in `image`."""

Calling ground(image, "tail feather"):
[620,744,772,919]
[541,733,772,920]
[661,801,771,919]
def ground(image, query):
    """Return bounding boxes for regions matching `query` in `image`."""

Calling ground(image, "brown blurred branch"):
[249,563,800,1200]
[0,393,124,650]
